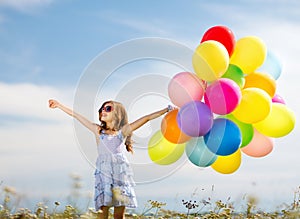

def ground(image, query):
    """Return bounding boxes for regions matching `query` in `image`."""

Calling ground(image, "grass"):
[1,178,300,218]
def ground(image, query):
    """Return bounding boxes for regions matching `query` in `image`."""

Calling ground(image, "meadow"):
[1,178,300,219]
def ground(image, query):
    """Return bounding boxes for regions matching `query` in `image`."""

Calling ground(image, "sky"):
[0,0,299,214]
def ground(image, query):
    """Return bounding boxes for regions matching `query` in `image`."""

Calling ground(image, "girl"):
[48,99,173,219]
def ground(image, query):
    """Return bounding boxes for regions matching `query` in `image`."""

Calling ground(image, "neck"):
[105,122,114,130]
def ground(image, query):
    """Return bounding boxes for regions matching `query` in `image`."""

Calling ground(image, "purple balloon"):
[177,101,213,137]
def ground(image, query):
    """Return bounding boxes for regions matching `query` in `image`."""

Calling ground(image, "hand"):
[49,99,60,109]
[167,104,176,112]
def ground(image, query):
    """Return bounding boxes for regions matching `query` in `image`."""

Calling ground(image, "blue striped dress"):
[94,130,137,209]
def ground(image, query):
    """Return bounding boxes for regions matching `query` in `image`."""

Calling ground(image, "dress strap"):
[117,130,124,141]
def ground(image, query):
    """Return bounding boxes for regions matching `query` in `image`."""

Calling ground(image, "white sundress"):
[94,130,137,210]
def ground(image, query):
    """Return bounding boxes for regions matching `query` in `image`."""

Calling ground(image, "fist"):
[49,99,59,108]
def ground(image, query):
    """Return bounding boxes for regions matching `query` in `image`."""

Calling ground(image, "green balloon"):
[223,114,254,147]
[222,64,245,88]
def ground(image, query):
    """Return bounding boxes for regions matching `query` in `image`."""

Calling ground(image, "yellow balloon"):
[148,130,185,165]
[211,149,242,174]
[254,103,296,137]
[230,36,267,74]
[192,40,229,82]
[244,72,276,97]
[232,88,271,124]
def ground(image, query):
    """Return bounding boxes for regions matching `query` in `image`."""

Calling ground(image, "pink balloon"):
[241,129,273,157]
[204,78,241,115]
[272,93,286,104]
[168,72,206,107]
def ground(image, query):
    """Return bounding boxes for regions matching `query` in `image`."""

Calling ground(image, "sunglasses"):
[99,105,113,113]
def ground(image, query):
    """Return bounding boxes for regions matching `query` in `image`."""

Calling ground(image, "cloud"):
[113,18,169,36]
[0,0,54,13]
[0,82,74,122]
[0,118,94,208]
[97,9,171,36]
[0,82,94,207]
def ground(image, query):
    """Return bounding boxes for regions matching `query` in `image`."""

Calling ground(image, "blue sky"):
[0,0,300,213]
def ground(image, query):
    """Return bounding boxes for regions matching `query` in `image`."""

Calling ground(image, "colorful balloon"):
[149,25,295,174]
[204,78,241,115]
[148,130,185,165]
[222,64,245,88]
[192,40,229,82]
[253,103,295,138]
[244,72,276,98]
[204,118,241,156]
[177,101,213,137]
[201,25,235,56]
[211,149,242,174]
[223,114,254,147]
[232,88,271,124]
[161,109,191,144]
[168,72,206,107]
[185,137,217,167]
[230,36,267,74]
[258,50,282,80]
[272,93,285,104]
[241,129,273,157]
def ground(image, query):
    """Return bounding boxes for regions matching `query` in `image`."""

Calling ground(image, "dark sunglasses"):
[99,105,113,113]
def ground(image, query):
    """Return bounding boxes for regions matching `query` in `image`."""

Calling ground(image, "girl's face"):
[99,103,114,122]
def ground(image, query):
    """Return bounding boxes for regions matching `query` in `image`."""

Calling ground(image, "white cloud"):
[0,82,74,122]
[0,82,82,177]
[114,18,169,36]
[97,10,170,36]
[0,82,95,208]
[0,0,54,13]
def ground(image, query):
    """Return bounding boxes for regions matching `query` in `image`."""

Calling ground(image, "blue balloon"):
[258,50,282,80]
[186,137,217,167]
[204,118,241,156]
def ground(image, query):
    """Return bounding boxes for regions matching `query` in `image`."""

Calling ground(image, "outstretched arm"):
[49,99,99,135]
[122,106,173,137]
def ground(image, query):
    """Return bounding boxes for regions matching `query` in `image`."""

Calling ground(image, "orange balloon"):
[161,109,191,144]
[244,72,276,97]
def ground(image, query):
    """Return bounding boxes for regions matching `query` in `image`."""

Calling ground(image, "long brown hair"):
[98,100,133,153]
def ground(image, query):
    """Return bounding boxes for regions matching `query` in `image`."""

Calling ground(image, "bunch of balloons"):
[148,25,296,174]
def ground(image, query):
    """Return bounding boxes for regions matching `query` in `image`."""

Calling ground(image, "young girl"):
[48,99,173,219]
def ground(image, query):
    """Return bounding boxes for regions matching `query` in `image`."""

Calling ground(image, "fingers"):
[48,99,57,108]
[48,100,53,108]
[167,104,177,112]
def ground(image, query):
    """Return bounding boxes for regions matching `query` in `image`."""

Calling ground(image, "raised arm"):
[122,105,173,137]
[48,99,99,135]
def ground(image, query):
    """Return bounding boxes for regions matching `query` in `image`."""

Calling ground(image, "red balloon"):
[201,25,235,57]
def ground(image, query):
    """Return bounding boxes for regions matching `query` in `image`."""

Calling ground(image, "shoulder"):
[93,123,102,135]
[121,124,132,137]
